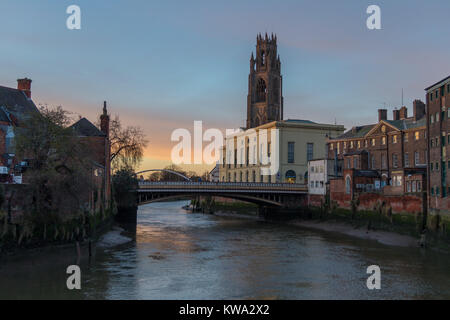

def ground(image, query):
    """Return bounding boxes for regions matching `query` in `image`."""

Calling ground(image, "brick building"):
[0,77,111,213]
[0,78,40,182]
[425,75,449,214]
[328,100,427,196]
[70,102,111,212]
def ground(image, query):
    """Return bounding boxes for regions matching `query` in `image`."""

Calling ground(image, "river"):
[1,200,450,299]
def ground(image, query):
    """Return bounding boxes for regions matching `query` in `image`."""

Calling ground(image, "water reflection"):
[1,200,450,299]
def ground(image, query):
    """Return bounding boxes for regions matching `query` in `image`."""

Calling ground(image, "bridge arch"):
[135,169,191,181]
[137,192,284,207]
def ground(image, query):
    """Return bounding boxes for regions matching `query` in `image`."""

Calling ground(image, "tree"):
[14,106,94,232]
[112,167,138,209]
[109,115,148,171]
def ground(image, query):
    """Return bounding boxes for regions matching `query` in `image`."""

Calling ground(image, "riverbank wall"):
[198,195,450,250]
[0,184,117,256]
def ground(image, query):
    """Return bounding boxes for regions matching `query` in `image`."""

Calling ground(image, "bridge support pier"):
[115,206,138,225]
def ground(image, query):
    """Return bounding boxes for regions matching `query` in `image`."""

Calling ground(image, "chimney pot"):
[17,78,32,99]
[399,106,408,120]
[393,109,400,121]
[378,109,387,122]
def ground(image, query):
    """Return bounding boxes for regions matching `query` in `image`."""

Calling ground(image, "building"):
[425,75,449,214]
[246,33,283,129]
[0,78,40,182]
[70,102,111,211]
[221,120,344,184]
[220,34,344,183]
[308,158,342,196]
[328,101,428,195]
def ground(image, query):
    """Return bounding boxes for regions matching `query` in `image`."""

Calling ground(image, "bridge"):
[137,181,308,208]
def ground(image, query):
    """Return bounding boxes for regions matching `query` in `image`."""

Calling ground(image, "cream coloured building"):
[219,119,344,184]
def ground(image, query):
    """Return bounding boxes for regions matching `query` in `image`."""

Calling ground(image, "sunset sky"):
[1,0,449,174]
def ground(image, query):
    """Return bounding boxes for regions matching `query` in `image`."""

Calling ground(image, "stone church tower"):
[246,33,283,129]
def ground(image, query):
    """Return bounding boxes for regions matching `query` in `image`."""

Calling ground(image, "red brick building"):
[425,75,449,214]
[328,100,427,196]
[70,102,111,212]
[0,78,40,182]
[0,77,111,213]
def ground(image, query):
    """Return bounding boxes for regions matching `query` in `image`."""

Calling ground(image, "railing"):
[139,181,306,188]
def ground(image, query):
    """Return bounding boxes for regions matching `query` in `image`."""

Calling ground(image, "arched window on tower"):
[261,51,265,67]
[256,78,267,102]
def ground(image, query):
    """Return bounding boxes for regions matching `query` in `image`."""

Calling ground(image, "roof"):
[283,119,316,124]
[332,116,426,141]
[425,75,450,91]
[333,124,375,140]
[0,85,39,124]
[70,118,105,137]
[385,117,426,130]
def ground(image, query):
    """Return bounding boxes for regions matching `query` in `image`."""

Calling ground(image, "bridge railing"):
[138,181,307,189]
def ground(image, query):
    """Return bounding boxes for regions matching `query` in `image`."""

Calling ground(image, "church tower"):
[246,33,283,129]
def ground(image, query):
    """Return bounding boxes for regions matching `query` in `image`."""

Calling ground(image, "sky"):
[1,0,449,173]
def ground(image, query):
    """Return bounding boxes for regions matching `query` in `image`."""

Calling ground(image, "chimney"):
[413,99,426,121]
[378,109,387,122]
[399,106,408,120]
[393,109,400,121]
[17,78,32,99]
[100,101,110,137]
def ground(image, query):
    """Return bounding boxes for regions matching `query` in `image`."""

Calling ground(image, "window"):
[431,115,434,124]
[382,154,387,169]
[256,78,267,102]
[330,143,334,151]
[404,133,408,142]
[393,175,402,187]
[285,170,296,183]
[371,138,376,146]
[358,141,361,149]
[393,154,398,168]
[347,158,351,169]
[436,162,439,171]
[371,156,375,169]
[393,135,398,143]
[307,143,314,162]
[415,131,420,140]
[404,153,409,167]
[430,92,433,101]
[407,181,411,193]
[345,176,351,194]
[431,187,434,196]
[412,181,416,193]
[417,181,422,192]
[436,112,440,122]
[431,163,434,171]
[382,137,386,145]
[337,143,340,154]
[350,141,354,148]
[288,142,295,163]
[353,157,358,169]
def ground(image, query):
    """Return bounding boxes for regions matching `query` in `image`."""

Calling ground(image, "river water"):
[1,200,450,300]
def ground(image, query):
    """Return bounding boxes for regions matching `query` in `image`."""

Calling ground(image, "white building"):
[307,158,342,195]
